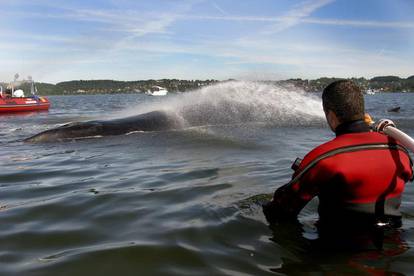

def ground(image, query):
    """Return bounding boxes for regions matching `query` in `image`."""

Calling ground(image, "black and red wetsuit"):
[264,120,413,227]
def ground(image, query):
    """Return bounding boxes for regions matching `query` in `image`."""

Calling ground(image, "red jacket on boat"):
[264,120,413,226]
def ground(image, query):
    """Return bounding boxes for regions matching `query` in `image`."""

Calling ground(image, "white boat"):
[365,88,376,95]
[146,86,168,96]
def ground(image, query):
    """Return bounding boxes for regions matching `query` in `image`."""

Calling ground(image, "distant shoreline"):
[1,75,413,95]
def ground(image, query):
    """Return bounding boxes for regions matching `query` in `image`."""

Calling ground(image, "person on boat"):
[4,87,12,98]
[263,80,413,230]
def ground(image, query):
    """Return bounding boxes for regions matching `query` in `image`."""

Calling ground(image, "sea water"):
[0,82,414,275]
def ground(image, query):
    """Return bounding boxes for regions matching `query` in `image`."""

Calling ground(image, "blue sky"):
[0,0,413,83]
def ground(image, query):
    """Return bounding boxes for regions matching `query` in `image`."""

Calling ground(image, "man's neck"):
[335,120,371,136]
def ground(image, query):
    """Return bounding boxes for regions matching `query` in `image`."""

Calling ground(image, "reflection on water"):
[270,221,409,275]
[0,87,414,275]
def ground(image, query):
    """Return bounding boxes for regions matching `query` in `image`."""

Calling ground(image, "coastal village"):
[1,75,413,95]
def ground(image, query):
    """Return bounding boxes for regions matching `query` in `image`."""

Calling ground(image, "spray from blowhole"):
[116,80,325,128]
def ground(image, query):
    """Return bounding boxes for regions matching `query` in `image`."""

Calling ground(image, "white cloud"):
[2,3,189,37]
[211,1,228,15]
[179,13,414,30]
[302,17,414,29]
[261,0,334,34]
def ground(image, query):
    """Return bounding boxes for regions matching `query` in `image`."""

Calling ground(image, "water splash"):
[118,81,325,127]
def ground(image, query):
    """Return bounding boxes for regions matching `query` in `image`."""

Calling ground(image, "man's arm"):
[263,158,326,223]
[262,183,311,223]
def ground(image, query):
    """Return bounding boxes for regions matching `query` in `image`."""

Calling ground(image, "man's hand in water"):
[262,184,307,224]
[262,200,280,224]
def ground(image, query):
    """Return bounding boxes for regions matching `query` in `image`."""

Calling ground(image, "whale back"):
[25,111,182,142]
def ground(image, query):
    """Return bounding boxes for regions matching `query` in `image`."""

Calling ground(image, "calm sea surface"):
[1,83,414,275]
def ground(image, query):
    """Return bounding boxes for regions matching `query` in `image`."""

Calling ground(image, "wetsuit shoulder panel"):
[296,132,409,174]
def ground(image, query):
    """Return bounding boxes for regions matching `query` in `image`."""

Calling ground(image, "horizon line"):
[1,74,413,85]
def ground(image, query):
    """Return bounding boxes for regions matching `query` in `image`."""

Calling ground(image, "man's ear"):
[325,110,340,132]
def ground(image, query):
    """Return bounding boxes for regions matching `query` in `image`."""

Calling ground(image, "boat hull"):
[0,97,50,113]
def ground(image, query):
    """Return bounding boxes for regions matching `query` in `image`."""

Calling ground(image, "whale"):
[25,111,183,142]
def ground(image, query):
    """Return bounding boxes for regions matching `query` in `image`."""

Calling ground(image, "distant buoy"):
[387,106,401,113]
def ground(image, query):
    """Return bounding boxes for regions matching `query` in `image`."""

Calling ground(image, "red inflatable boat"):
[0,96,50,113]
[0,76,50,113]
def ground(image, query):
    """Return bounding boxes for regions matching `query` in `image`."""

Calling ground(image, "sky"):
[0,0,413,83]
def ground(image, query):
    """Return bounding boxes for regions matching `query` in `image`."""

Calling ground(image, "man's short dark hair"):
[322,80,365,122]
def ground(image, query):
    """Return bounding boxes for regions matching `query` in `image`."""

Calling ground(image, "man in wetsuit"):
[263,80,413,229]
